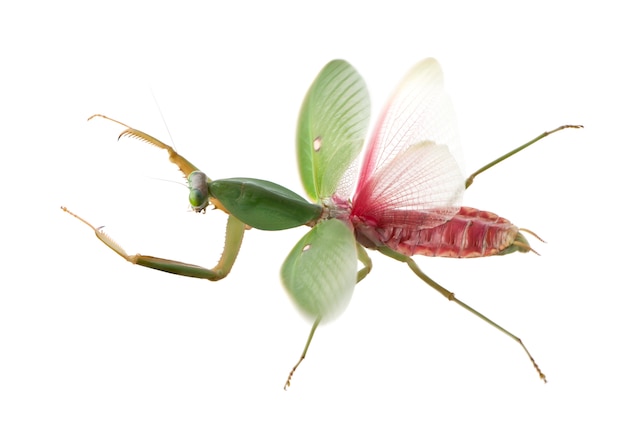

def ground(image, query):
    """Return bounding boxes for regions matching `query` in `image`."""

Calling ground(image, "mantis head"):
[188,171,211,212]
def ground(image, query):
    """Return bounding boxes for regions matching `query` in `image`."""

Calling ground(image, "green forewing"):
[281,219,357,321]
[297,60,370,201]
[209,178,323,230]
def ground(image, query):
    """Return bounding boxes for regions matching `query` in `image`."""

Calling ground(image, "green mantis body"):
[64,60,581,388]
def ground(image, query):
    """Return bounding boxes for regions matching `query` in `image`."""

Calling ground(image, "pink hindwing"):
[350,58,465,231]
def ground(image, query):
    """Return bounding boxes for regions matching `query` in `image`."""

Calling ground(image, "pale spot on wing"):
[313,136,322,152]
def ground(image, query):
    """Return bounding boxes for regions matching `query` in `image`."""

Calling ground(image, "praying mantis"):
[63,58,582,388]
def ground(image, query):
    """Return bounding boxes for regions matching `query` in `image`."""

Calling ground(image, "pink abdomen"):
[362,207,522,258]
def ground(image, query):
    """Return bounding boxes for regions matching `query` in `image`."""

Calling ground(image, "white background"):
[1,1,622,421]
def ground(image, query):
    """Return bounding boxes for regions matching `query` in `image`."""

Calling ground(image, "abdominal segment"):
[374,207,520,258]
